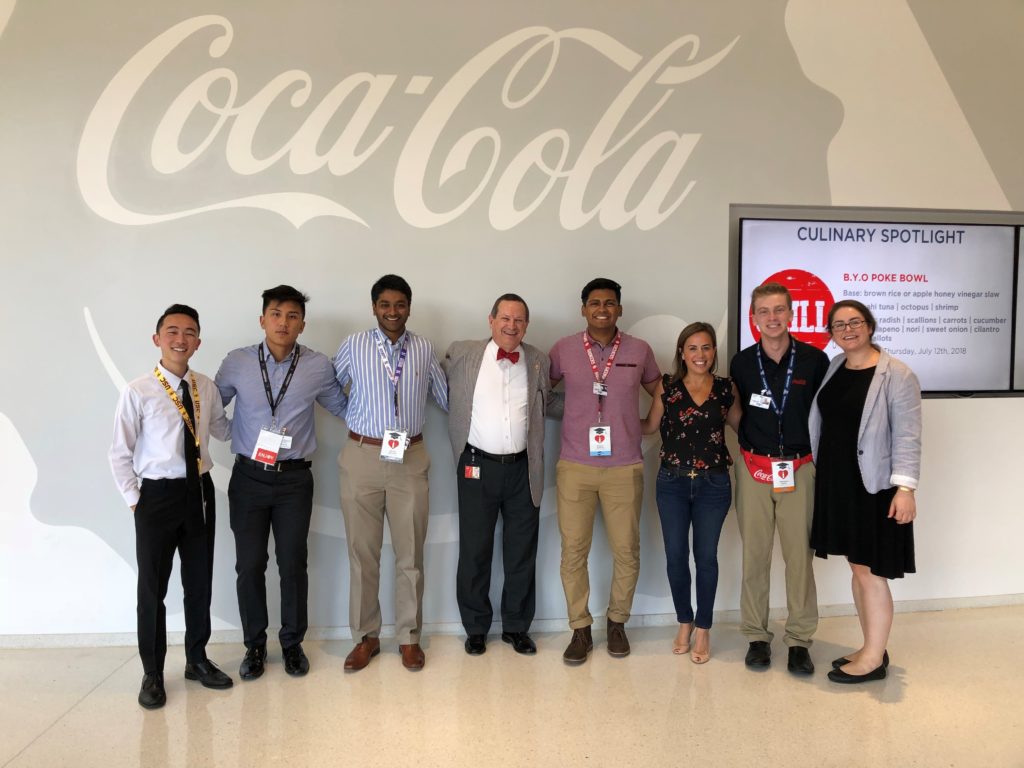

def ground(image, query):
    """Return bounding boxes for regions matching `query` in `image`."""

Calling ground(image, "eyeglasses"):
[830,318,867,332]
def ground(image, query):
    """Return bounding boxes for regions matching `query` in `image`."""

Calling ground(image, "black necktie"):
[180,380,203,521]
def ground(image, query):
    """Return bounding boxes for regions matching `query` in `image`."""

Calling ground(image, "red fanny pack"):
[741,449,814,484]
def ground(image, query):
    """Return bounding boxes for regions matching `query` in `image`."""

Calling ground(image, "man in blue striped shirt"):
[334,274,448,671]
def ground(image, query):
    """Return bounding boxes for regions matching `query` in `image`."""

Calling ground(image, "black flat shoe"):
[501,631,537,655]
[239,645,267,680]
[185,659,233,689]
[283,644,310,677]
[465,634,487,655]
[831,649,889,670]
[787,646,815,675]
[828,664,887,684]
[744,641,771,668]
[138,672,166,709]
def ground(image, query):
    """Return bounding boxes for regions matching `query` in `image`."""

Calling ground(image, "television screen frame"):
[728,203,1024,398]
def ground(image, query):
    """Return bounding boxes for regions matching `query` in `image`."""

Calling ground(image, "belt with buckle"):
[466,444,527,465]
[659,463,729,479]
[348,431,423,447]
[235,455,312,473]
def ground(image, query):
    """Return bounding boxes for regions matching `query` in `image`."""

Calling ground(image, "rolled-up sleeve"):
[888,365,922,489]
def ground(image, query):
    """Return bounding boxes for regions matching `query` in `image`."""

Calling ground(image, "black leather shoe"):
[138,672,166,709]
[744,641,771,668]
[239,645,267,680]
[787,646,815,675]
[832,649,889,670]
[501,631,537,655]
[828,663,887,684]
[465,634,487,655]
[184,659,233,689]
[283,644,310,677]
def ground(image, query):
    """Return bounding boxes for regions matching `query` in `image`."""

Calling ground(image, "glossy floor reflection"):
[2,605,1022,767]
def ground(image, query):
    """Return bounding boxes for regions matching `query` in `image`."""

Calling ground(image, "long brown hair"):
[670,322,718,382]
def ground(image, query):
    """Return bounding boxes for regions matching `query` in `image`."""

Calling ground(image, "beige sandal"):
[690,628,711,664]
[672,623,693,655]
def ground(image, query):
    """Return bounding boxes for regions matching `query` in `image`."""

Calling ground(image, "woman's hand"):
[888,489,916,524]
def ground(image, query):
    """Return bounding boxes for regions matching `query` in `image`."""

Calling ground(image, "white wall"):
[2,0,1022,643]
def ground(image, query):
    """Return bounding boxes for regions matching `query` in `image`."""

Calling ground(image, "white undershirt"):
[467,340,528,454]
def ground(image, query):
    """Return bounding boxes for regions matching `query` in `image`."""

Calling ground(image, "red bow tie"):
[497,348,520,364]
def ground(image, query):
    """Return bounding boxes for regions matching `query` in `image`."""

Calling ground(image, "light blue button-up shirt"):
[216,341,347,459]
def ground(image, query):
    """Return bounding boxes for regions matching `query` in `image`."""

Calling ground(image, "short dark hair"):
[489,293,530,321]
[262,285,309,316]
[828,299,877,340]
[581,278,622,305]
[751,282,792,309]
[156,304,200,334]
[371,274,412,304]
[670,322,718,381]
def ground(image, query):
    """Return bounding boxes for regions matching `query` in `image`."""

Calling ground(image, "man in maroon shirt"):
[549,278,661,664]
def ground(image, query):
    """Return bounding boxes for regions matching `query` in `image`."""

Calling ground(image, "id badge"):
[252,428,284,465]
[589,424,612,457]
[464,465,481,480]
[749,392,772,409]
[379,429,409,463]
[593,381,608,397]
[771,458,796,493]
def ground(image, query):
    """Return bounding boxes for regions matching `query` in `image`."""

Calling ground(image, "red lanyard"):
[582,331,621,418]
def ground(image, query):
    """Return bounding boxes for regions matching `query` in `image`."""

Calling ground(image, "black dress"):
[811,365,915,579]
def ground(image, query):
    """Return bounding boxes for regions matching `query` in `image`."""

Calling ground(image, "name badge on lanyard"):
[770,458,796,493]
[584,331,620,456]
[257,344,300,463]
[373,330,409,463]
[253,427,285,465]
[379,429,409,463]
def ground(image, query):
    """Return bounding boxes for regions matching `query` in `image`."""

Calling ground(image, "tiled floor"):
[2,606,1022,767]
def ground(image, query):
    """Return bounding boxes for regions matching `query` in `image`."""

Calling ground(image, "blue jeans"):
[655,466,732,629]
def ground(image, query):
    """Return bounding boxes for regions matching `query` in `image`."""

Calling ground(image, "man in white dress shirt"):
[443,294,554,656]
[109,305,233,709]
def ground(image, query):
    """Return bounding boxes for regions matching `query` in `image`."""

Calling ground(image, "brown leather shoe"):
[399,643,425,670]
[562,626,593,665]
[607,619,630,657]
[344,635,380,672]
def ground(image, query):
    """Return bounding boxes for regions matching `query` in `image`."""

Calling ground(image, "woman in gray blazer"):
[808,300,921,684]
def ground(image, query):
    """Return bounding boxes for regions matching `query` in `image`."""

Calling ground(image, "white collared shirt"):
[468,340,528,454]
[109,362,231,507]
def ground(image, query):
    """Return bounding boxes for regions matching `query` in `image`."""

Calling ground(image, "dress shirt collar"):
[585,328,620,348]
[757,335,794,364]
[261,339,298,363]
[156,361,188,389]
[374,328,409,349]
[486,338,523,362]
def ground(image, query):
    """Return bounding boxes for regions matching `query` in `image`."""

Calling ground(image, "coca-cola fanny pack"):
[741,449,813,484]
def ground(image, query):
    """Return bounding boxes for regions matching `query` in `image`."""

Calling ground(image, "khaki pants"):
[338,439,430,645]
[735,460,818,647]
[556,460,644,628]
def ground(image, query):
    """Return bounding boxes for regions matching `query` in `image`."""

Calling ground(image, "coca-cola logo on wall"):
[77,16,739,230]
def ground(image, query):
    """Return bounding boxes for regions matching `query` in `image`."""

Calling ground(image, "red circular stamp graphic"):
[749,269,835,350]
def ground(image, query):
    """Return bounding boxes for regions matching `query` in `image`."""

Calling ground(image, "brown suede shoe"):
[562,627,593,665]
[400,643,425,670]
[344,635,380,672]
[607,619,630,657]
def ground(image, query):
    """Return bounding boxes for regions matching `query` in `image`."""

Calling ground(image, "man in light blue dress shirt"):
[334,274,448,671]
[215,285,347,680]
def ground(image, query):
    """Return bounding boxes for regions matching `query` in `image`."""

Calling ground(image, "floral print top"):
[658,374,734,469]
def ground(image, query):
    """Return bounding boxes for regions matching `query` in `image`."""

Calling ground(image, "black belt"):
[349,431,423,447]
[465,444,527,465]
[659,463,729,479]
[235,455,312,473]
[141,473,211,489]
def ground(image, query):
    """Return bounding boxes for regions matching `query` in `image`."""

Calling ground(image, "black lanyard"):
[258,344,300,419]
[755,342,796,453]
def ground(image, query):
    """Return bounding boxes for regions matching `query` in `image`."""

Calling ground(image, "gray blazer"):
[809,349,922,493]
[443,339,552,507]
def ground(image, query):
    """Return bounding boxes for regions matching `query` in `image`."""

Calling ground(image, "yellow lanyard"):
[153,367,202,471]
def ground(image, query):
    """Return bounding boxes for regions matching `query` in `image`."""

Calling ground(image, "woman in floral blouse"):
[643,322,740,663]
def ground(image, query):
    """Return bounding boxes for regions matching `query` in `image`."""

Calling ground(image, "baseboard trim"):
[2,593,1021,649]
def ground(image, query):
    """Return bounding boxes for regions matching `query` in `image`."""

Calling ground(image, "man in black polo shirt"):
[730,282,829,675]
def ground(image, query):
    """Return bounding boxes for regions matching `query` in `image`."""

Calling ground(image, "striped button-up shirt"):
[334,328,449,437]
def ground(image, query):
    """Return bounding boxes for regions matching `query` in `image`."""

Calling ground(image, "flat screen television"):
[729,204,1023,397]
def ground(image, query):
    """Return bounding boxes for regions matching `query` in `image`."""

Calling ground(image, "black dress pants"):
[134,473,215,674]
[456,450,539,635]
[228,459,314,650]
